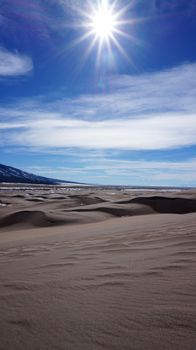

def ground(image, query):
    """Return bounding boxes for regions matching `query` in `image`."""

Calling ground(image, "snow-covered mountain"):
[0,164,77,185]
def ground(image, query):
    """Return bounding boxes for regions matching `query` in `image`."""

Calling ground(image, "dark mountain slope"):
[0,164,77,185]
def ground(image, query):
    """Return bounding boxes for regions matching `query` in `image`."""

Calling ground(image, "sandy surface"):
[0,187,196,349]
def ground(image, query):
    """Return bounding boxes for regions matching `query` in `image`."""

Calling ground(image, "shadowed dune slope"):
[129,196,196,214]
[0,211,71,229]
[70,196,196,216]
[67,195,106,205]
[71,203,154,217]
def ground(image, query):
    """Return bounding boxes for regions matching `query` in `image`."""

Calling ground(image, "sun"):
[71,0,140,66]
[89,2,118,41]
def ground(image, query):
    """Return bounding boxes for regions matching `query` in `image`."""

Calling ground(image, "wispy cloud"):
[0,0,84,42]
[155,0,196,14]
[3,113,194,150]
[0,62,196,151]
[0,48,33,77]
[25,157,196,186]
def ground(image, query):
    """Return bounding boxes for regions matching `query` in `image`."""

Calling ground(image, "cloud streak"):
[26,157,196,186]
[4,113,195,150]
[0,48,33,77]
[0,62,196,151]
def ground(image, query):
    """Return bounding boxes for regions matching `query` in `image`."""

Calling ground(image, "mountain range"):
[0,164,77,185]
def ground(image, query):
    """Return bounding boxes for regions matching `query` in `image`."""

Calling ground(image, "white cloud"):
[0,48,33,76]
[84,158,196,172]
[1,113,195,150]
[0,62,196,151]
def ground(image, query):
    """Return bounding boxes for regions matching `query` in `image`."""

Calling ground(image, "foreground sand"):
[0,187,196,349]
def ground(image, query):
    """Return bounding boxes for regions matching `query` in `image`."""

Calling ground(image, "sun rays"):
[72,0,139,66]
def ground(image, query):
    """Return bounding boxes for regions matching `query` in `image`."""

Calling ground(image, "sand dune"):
[67,194,107,205]
[0,210,68,229]
[0,187,196,349]
[0,190,196,230]
[122,196,196,214]
[71,202,154,217]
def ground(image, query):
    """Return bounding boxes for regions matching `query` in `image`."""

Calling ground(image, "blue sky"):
[0,0,196,186]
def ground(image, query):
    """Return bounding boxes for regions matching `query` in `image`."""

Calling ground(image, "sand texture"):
[0,187,196,349]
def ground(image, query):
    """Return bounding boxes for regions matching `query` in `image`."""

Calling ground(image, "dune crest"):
[0,189,196,230]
